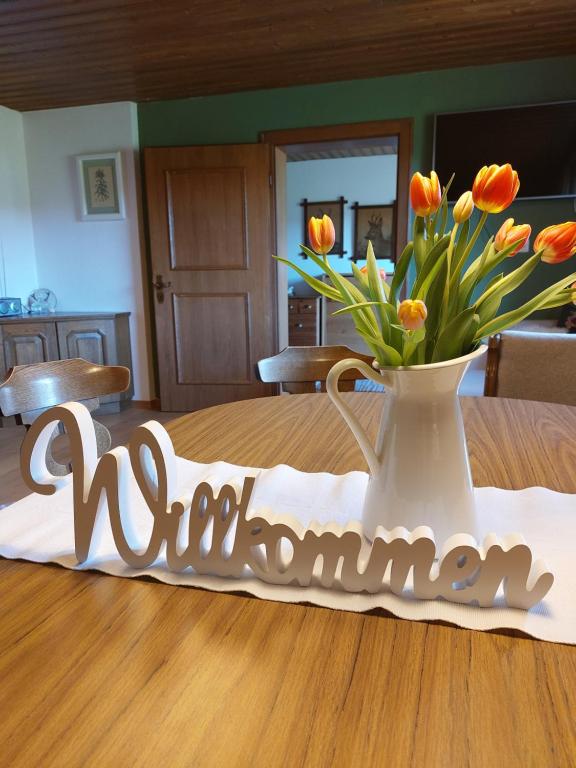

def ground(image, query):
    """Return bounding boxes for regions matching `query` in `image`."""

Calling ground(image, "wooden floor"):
[0,405,180,508]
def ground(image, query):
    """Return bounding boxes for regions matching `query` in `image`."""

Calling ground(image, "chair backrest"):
[257,346,374,394]
[0,358,131,420]
[484,331,576,406]
[0,358,131,476]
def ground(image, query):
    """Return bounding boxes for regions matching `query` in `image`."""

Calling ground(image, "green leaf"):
[474,271,576,340]
[389,242,413,304]
[432,307,479,362]
[331,300,388,316]
[475,253,540,311]
[356,330,403,366]
[423,258,448,361]
[273,256,341,301]
[411,234,451,299]
[350,262,370,295]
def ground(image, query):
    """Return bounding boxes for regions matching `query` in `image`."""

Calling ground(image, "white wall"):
[286,154,397,294]
[23,102,152,399]
[0,106,37,300]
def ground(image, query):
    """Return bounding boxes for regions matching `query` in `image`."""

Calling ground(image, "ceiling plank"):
[0,0,574,111]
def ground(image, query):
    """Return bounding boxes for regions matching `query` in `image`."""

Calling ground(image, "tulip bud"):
[398,299,427,331]
[494,218,531,256]
[308,215,335,255]
[360,265,387,280]
[453,191,474,224]
[472,164,520,213]
[410,171,442,217]
[534,222,576,264]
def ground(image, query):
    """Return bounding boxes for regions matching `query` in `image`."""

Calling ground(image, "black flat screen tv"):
[433,101,576,201]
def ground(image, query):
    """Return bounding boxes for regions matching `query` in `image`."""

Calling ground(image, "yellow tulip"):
[453,191,474,224]
[398,299,427,331]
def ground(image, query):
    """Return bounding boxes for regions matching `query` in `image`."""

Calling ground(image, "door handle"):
[152,274,171,303]
[152,274,172,290]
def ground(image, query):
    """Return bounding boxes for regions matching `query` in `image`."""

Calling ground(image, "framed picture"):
[76,152,125,220]
[351,203,396,262]
[301,197,346,257]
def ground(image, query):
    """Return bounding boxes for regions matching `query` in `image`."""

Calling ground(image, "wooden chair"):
[484,331,576,406]
[0,358,131,475]
[257,346,374,394]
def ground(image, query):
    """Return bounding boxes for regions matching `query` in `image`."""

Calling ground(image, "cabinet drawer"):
[298,299,317,314]
[289,316,319,346]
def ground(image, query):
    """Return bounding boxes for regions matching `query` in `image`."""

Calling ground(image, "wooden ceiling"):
[1,0,575,112]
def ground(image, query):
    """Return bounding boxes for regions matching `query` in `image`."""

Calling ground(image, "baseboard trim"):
[131,398,161,410]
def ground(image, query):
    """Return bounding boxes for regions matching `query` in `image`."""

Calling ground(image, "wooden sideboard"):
[0,312,133,420]
[288,297,321,346]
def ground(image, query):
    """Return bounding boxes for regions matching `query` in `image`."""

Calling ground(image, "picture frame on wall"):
[351,202,396,262]
[76,151,125,221]
[300,197,346,257]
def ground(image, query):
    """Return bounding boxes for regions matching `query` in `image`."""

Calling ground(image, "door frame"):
[260,118,413,265]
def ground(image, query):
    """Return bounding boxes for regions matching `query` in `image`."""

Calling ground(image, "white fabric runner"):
[1,457,575,645]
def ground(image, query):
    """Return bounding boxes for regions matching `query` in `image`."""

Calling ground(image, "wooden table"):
[1,394,576,767]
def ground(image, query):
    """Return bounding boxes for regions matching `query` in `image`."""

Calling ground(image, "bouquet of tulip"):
[274,163,576,367]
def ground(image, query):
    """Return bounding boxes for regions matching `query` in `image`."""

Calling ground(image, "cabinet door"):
[56,319,117,365]
[56,319,118,405]
[1,322,59,370]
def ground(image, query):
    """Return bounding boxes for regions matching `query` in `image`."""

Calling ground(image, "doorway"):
[261,120,412,353]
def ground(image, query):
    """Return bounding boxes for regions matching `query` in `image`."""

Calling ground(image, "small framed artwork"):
[76,152,125,220]
[351,203,396,262]
[301,197,347,257]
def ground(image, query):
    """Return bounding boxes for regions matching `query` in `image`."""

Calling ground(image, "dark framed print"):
[351,203,396,262]
[301,197,346,257]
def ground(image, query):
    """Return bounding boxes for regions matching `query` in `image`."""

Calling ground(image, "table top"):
[1,394,575,767]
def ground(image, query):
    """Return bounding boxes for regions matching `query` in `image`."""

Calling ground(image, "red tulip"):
[534,222,576,264]
[308,215,335,255]
[494,218,531,256]
[410,171,441,217]
[398,299,427,331]
[472,164,520,213]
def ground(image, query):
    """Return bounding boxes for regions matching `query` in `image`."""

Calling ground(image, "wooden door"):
[145,145,278,411]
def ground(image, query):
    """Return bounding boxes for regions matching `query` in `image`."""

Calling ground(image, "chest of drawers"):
[288,297,321,346]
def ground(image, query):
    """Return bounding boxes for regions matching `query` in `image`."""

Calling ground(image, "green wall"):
[139,56,576,317]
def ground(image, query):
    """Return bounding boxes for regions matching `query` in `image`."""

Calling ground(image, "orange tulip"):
[534,222,576,264]
[453,191,474,224]
[494,218,531,256]
[398,299,427,331]
[308,215,335,255]
[410,171,441,217]
[472,164,520,213]
[360,265,387,280]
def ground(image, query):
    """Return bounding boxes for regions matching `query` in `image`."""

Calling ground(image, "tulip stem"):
[461,210,488,267]
[439,224,458,333]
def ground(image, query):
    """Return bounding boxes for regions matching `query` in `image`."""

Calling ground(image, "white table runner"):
[1,457,575,645]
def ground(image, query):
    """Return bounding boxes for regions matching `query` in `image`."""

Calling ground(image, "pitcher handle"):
[326,358,389,477]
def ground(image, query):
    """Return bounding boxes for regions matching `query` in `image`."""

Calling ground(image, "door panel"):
[172,293,251,384]
[145,145,277,411]
[166,168,248,270]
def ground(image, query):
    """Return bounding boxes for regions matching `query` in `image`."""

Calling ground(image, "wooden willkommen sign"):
[20,403,554,610]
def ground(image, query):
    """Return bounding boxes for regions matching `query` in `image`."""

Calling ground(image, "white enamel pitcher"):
[326,345,487,544]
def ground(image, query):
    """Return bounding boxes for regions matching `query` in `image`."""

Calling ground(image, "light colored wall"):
[286,154,397,293]
[23,102,152,399]
[0,105,37,300]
